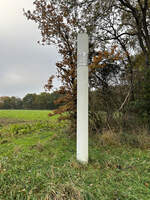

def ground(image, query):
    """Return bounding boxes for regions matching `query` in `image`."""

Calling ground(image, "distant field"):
[0,109,57,121]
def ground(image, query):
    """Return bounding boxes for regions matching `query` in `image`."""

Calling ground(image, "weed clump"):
[48,184,83,200]
[0,121,57,138]
[99,130,121,146]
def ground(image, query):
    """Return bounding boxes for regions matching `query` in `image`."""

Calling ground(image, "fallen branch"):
[118,90,130,111]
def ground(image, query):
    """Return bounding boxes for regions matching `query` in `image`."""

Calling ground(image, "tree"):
[24,0,127,132]
[78,0,150,117]
[78,0,150,97]
[24,0,150,132]
[23,93,37,109]
[129,53,150,118]
[0,96,10,109]
[24,0,80,130]
[3,97,12,109]
[9,96,22,109]
[33,92,62,110]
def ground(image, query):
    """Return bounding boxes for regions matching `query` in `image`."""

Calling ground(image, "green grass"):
[0,109,57,121]
[0,110,150,199]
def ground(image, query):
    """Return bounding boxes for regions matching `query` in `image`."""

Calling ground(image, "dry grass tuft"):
[45,184,83,200]
[70,160,88,170]
[13,146,22,154]
[30,142,44,152]
[137,130,150,149]
[99,130,121,146]
[97,127,150,149]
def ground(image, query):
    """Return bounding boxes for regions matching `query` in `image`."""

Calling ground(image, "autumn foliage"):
[24,0,150,133]
[24,0,78,128]
[89,46,122,70]
[24,1,124,132]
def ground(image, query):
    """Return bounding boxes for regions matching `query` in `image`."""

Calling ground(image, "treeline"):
[0,92,62,110]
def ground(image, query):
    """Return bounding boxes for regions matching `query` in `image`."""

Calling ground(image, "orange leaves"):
[44,75,55,92]
[24,0,78,125]
[89,46,123,71]
[47,4,51,9]
[93,52,102,64]
[144,183,149,188]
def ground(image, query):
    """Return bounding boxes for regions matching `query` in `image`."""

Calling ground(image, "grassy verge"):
[0,110,150,199]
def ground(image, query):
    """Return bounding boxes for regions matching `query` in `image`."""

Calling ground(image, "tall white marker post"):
[77,33,89,163]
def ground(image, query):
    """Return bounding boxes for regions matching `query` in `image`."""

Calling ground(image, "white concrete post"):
[77,33,89,163]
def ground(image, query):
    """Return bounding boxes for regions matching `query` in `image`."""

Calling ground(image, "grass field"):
[0,110,150,199]
[0,109,56,121]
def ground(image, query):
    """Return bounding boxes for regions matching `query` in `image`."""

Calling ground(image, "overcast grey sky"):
[0,1,60,98]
